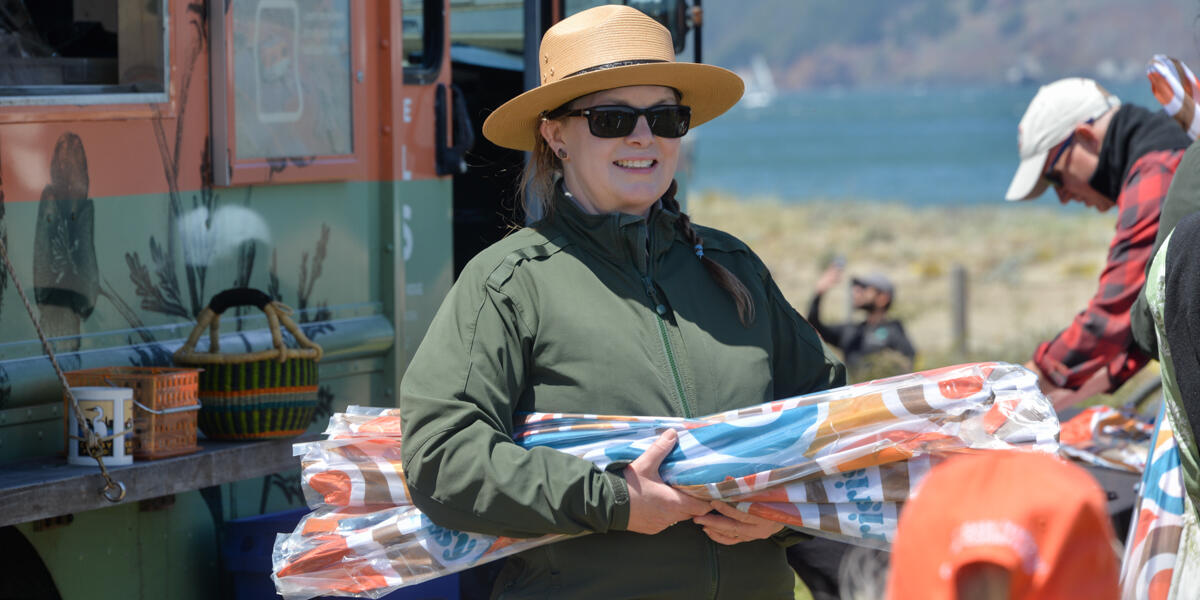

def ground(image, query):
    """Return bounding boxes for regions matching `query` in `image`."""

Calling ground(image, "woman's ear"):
[540,118,564,153]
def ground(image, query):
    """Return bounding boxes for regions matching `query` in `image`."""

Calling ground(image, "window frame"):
[210,0,368,187]
[0,0,170,108]
[402,0,445,85]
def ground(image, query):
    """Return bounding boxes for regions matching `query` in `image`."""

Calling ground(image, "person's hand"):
[623,429,711,535]
[1023,360,1111,412]
[1048,368,1112,412]
[692,501,784,545]
[814,264,844,295]
[1025,360,1073,408]
[1047,388,1078,411]
[1022,360,1053,393]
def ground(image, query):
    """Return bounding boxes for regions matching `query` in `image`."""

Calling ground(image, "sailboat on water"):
[741,54,778,109]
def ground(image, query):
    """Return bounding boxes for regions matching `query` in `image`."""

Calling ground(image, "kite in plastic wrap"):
[1148,54,1200,140]
[272,362,1059,600]
[1059,405,1155,473]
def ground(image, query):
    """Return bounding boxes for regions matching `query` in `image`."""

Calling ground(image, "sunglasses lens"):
[588,108,637,138]
[582,106,692,138]
[647,106,691,138]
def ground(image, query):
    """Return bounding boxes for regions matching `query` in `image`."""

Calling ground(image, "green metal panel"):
[0,403,62,459]
[0,174,454,599]
[0,177,453,407]
[18,491,220,600]
[397,178,455,357]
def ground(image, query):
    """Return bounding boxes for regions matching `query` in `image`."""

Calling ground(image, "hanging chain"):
[0,236,125,502]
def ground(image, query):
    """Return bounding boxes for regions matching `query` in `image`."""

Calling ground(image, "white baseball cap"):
[1005,78,1121,201]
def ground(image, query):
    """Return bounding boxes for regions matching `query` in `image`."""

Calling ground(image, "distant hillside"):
[704,0,1200,88]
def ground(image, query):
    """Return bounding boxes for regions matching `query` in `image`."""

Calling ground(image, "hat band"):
[563,59,669,79]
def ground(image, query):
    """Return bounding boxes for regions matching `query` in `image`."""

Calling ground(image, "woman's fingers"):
[623,430,713,534]
[627,429,678,481]
[702,528,742,546]
[623,482,709,534]
[708,501,775,525]
[693,502,784,545]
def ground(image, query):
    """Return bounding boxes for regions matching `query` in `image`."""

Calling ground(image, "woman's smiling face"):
[541,85,682,216]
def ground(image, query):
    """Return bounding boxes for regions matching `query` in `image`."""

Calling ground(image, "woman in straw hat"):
[400,5,844,598]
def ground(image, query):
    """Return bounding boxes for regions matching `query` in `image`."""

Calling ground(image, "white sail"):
[742,54,778,109]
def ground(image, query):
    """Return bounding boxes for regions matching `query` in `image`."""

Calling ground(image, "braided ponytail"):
[661,192,755,327]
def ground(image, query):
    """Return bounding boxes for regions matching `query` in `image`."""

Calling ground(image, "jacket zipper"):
[707,539,719,599]
[643,276,691,418]
[641,224,691,418]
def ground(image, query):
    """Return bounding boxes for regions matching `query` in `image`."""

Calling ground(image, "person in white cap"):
[1005,77,1189,409]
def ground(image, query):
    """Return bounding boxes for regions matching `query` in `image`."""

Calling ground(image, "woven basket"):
[64,366,202,460]
[173,288,323,440]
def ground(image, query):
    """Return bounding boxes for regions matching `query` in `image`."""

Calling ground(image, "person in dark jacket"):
[807,264,915,377]
[1004,77,1189,410]
[399,6,845,600]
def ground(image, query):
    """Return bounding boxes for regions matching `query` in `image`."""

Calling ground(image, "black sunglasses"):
[545,104,692,138]
[1041,132,1075,189]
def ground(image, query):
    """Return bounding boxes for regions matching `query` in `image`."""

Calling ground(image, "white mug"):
[67,386,134,466]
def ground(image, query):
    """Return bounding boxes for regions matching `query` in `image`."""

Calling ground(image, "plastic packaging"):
[273,362,1058,599]
[1059,405,1154,473]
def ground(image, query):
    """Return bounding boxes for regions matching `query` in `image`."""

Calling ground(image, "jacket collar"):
[547,180,682,269]
[1089,104,1191,200]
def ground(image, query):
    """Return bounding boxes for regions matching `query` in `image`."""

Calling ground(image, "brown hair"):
[516,132,560,220]
[518,106,755,327]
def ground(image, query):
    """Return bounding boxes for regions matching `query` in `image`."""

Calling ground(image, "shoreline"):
[687,191,1119,372]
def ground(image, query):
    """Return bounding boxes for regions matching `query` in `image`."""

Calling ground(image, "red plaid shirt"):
[1033,149,1185,391]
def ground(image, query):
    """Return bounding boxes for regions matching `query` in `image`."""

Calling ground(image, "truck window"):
[0,0,166,105]
[403,0,444,84]
[448,0,523,58]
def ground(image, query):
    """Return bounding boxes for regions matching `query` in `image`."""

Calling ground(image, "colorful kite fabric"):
[273,362,1058,600]
[1120,401,1190,599]
[1118,233,1200,600]
[1059,405,1155,473]
[1148,54,1200,140]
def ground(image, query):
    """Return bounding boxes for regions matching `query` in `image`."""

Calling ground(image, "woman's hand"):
[623,429,712,534]
[693,501,784,545]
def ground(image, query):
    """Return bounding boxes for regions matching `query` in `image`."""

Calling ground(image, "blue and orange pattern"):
[272,362,1058,599]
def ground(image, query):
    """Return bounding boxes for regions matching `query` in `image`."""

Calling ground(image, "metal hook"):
[101,480,126,503]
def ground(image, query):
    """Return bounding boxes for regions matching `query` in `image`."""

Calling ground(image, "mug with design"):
[66,386,134,466]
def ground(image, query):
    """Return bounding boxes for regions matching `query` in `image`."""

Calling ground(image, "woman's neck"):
[561,181,654,218]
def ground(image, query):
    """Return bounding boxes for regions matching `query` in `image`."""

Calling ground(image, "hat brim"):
[1005,149,1051,201]
[482,62,745,151]
[851,277,894,296]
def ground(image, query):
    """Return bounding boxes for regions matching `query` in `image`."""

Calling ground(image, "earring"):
[556,148,568,160]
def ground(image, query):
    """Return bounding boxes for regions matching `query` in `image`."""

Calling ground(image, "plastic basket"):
[63,366,202,460]
[173,288,323,441]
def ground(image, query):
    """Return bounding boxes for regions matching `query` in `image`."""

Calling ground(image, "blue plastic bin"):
[222,507,460,600]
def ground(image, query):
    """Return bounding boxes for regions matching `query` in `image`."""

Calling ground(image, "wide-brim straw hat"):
[482,4,744,151]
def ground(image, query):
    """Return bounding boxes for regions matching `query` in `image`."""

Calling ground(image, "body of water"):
[688,82,1162,206]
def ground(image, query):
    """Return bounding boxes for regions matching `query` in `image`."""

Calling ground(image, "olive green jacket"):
[400,188,845,599]
[1132,138,1200,356]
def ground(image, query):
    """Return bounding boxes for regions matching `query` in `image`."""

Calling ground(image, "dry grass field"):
[688,191,1160,401]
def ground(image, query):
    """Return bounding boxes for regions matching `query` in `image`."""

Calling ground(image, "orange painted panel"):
[0,0,453,203]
